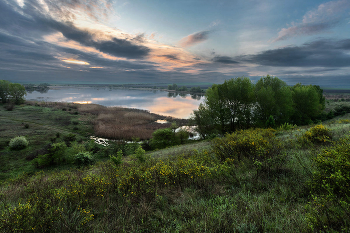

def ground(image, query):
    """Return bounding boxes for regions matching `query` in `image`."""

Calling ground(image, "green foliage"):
[176,129,189,144]
[299,124,332,145]
[211,128,283,172]
[135,145,146,163]
[63,133,76,147]
[255,75,293,126]
[265,115,275,128]
[306,136,350,231]
[9,136,29,150]
[278,122,297,131]
[33,142,67,167]
[0,80,26,104]
[150,128,177,149]
[74,152,94,167]
[292,84,324,125]
[190,86,203,93]
[112,150,233,199]
[110,150,123,166]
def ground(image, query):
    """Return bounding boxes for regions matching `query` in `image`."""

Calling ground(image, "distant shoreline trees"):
[192,75,326,137]
[0,80,26,104]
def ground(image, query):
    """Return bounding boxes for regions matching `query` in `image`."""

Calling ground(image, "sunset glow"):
[62,59,90,65]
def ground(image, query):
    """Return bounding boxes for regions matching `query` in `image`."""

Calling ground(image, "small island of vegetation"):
[0,76,350,232]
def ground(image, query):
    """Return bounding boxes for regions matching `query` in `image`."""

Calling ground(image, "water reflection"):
[25,87,204,119]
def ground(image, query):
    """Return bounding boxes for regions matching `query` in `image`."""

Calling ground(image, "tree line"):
[192,75,325,137]
[0,80,26,104]
[168,83,204,93]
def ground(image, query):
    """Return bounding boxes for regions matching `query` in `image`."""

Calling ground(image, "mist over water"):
[25,86,204,119]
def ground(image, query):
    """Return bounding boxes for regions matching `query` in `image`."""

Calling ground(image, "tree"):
[291,84,324,125]
[254,75,294,127]
[9,83,26,104]
[191,103,218,138]
[219,77,255,131]
[0,80,10,103]
[192,77,254,135]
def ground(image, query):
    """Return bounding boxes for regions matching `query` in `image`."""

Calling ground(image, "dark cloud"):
[0,1,150,59]
[212,55,239,64]
[159,54,179,61]
[241,39,350,67]
[179,31,210,47]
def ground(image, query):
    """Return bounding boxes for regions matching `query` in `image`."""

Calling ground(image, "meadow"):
[0,99,350,232]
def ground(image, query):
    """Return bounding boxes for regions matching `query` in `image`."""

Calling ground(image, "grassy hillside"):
[0,102,350,232]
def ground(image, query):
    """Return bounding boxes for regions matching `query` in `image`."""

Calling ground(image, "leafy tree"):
[254,75,293,126]
[191,103,218,139]
[9,83,26,104]
[0,80,10,103]
[292,84,324,125]
[168,83,178,91]
[192,77,254,135]
[0,80,26,104]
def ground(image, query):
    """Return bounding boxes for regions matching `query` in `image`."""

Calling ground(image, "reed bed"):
[26,101,185,140]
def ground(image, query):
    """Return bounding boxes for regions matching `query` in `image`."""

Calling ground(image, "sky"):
[1,0,350,87]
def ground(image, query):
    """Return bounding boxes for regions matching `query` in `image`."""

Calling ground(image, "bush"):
[4,103,14,111]
[150,128,177,149]
[278,122,297,131]
[9,136,29,150]
[63,133,76,147]
[299,124,332,145]
[306,136,350,231]
[74,152,94,167]
[135,146,146,163]
[211,128,276,162]
[33,142,67,167]
[110,150,123,167]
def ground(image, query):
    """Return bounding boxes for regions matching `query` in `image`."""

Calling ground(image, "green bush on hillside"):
[150,128,177,149]
[74,152,94,167]
[211,128,284,172]
[33,142,67,167]
[299,124,332,145]
[211,128,276,162]
[9,136,29,150]
[306,135,350,232]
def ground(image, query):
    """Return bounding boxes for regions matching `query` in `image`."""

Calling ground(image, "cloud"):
[212,56,239,64]
[179,31,210,47]
[33,0,114,22]
[242,38,350,67]
[274,0,350,42]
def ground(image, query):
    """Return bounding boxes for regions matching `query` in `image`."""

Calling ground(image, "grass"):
[1,101,350,232]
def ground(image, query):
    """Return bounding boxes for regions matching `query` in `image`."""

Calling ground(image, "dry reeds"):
[92,106,171,140]
[25,101,188,140]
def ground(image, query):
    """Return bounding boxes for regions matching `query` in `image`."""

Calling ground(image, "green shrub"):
[299,124,332,145]
[9,136,29,150]
[110,150,123,166]
[265,115,275,128]
[74,152,94,167]
[306,136,350,231]
[135,145,146,163]
[150,128,177,149]
[63,133,76,147]
[33,142,67,167]
[211,128,276,162]
[278,122,297,131]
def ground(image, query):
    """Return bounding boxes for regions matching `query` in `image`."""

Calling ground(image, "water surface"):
[25,87,204,119]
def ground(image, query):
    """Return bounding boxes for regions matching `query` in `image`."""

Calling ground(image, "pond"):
[25,86,204,119]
